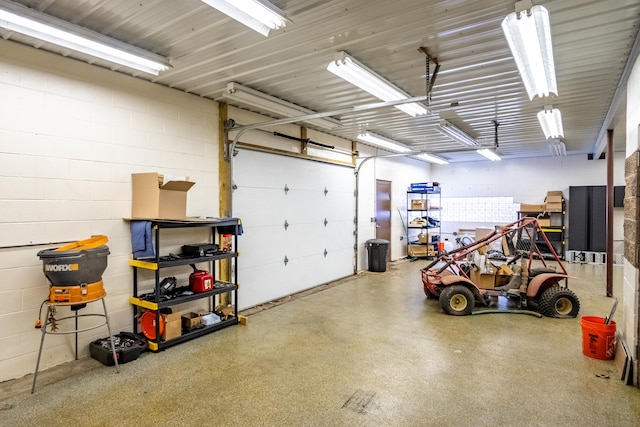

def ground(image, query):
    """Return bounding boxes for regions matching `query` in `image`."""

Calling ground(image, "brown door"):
[376,179,392,261]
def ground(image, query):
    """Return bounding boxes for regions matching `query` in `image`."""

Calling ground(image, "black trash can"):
[366,239,389,272]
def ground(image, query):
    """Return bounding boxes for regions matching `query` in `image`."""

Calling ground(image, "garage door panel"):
[238,262,288,310]
[281,190,325,223]
[234,149,354,308]
[239,223,331,266]
[324,191,355,216]
[233,187,285,227]
[321,220,356,251]
[238,225,287,267]
[315,247,354,283]
[234,153,291,189]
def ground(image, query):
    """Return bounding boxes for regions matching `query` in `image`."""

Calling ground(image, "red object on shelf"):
[140,311,164,340]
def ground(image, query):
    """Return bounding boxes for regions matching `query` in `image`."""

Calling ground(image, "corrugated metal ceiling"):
[2,0,638,162]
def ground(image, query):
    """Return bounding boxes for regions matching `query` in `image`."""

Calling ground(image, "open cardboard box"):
[132,172,195,219]
[181,312,202,331]
[162,311,182,341]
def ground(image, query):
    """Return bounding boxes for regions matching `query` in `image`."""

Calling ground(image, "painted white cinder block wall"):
[0,40,219,382]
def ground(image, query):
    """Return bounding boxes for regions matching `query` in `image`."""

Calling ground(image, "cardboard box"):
[181,312,202,331]
[537,214,551,227]
[546,202,563,212]
[545,191,563,203]
[409,245,428,257]
[427,245,435,256]
[411,199,428,210]
[495,264,513,286]
[470,268,497,289]
[162,312,182,341]
[417,233,428,243]
[520,203,545,212]
[132,172,195,219]
[475,228,493,254]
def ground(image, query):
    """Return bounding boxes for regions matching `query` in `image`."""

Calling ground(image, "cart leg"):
[102,298,120,373]
[31,305,50,394]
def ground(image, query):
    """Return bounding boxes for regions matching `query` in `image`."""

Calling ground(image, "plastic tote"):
[366,239,389,272]
[580,316,616,360]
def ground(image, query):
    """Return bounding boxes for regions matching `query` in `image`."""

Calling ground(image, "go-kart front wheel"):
[439,285,475,316]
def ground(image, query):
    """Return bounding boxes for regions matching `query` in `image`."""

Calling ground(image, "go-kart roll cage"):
[424,217,568,281]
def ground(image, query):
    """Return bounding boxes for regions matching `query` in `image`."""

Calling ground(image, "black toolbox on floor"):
[90,332,148,366]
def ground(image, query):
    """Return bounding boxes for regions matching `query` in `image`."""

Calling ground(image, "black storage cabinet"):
[366,239,389,272]
[569,186,606,252]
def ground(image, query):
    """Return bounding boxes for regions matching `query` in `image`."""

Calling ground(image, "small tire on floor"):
[439,284,475,316]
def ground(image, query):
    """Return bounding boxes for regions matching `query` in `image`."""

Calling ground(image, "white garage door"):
[233,149,355,310]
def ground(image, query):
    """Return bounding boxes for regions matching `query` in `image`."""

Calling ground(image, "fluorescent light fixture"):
[0,0,171,75]
[435,119,478,147]
[416,153,449,165]
[357,132,412,153]
[537,106,564,139]
[219,82,341,130]
[200,0,286,36]
[327,51,428,117]
[501,1,557,100]
[476,148,501,161]
[550,139,566,157]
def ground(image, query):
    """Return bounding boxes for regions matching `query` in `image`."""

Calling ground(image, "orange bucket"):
[140,311,165,340]
[580,316,616,360]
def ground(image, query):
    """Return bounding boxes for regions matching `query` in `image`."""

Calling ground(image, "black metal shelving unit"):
[518,203,566,260]
[129,218,241,351]
[406,184,441,258]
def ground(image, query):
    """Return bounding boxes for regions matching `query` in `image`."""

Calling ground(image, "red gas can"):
[189,269,213,293]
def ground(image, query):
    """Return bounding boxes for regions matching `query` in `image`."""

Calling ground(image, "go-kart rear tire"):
[439,285,475,316]
[537,285,580,318]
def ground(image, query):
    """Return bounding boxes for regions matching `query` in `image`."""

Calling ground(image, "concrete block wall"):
[0,40,219,383]
[623,52,640,378]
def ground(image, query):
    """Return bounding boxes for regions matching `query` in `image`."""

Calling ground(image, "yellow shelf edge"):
[129,296,158,310]
[129,259,158,270]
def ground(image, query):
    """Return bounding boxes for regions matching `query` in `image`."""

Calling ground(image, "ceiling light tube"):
[550,139,566,157]
[435,119,478,147]
[327,51,428,117]
[501,1,557,100]
[416,153,449,165]
[537,106,564,139]
[219,82,341,130]
[357,132,412,153]
[0,0,171,75]
[200,0,286,36]
[476,149,501,161]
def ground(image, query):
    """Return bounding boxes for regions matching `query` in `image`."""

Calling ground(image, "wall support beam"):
[606,129,614,297]
[218,102,232,303]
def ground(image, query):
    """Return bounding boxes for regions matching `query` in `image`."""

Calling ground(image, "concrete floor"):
[1,259,640,426]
